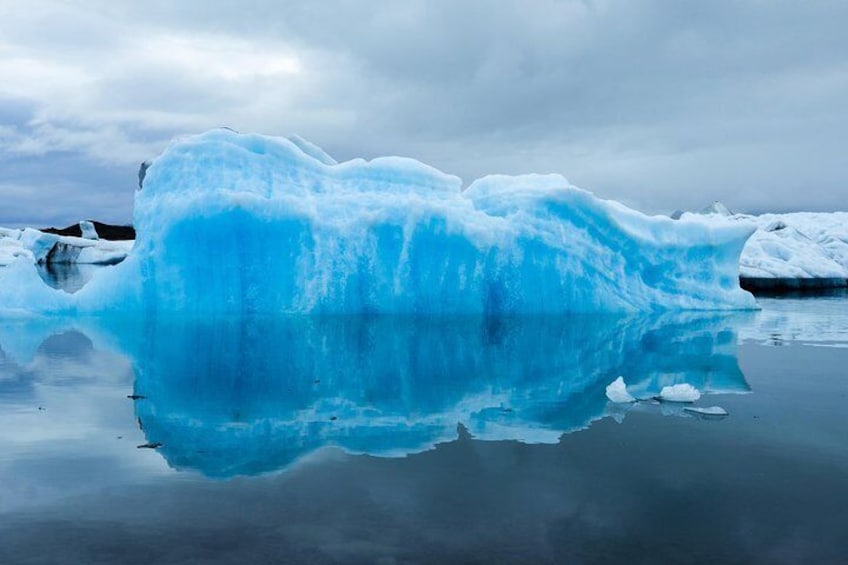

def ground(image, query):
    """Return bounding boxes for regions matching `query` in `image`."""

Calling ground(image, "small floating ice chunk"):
[606,376,636,403]
[658,383,701,402]
[684,406,728,416]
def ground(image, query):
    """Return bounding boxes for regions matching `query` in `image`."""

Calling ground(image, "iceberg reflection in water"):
[114,312,748,478]
[0,311,750,479]
[4,301,847,564]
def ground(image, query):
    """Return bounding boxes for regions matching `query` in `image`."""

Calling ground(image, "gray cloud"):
[1,0,846,225]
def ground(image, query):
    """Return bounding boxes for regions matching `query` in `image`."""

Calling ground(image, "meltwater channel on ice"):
[0,128,758,315]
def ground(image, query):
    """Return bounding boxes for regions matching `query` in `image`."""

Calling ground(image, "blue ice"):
[0,129,756,315]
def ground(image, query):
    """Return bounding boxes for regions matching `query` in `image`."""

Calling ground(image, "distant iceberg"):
[686,204,848,290]
[0,226,132,267]
[741,212,848,283]
[0,129,757,314]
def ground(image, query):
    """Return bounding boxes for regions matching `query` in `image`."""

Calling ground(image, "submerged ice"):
[1,129,757,314]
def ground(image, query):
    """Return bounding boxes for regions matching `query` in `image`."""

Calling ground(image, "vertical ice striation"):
[119,129,756,314]
[1,129,757,314]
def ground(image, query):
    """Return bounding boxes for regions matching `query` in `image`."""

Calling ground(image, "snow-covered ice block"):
[0,226,132,267]
[0,232,34,266]
[693,205,848,281]
[741,213,848,279]
[18,228,59,263]
[74,240,134,265]
[606,376,636,403]
[659,383,701,402]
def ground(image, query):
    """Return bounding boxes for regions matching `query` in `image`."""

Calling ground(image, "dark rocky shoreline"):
[40,221,135,241]
[740,277,848,297]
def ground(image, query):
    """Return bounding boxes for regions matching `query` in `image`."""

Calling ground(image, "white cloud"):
[1,0,847,226]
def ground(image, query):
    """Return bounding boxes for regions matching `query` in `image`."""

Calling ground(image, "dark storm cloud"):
[1,0,846,225]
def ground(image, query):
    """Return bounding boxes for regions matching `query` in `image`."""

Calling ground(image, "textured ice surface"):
[1,130,759,314]
[606,377,636,403]
[60,131,762,313]
[741,213,848,279]
[693,206,848,280]
[0,227,131,267]
[0,229,33,266]
[659,383,702,402]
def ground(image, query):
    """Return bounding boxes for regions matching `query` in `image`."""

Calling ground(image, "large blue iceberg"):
[0,129,756,314]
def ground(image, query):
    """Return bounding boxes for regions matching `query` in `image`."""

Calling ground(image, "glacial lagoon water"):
[0,294,846,563]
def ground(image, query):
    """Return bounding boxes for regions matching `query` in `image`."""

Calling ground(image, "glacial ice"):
[1,129,759,314]
[659,383,702,402]
[691,206,848,282]
[0,230,33,267]
[740,212,848,280]
[605,377,636,403]
[79,220,99,240]
[0,226,132,267]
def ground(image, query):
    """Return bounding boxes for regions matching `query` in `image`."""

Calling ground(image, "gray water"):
[0,296,846,564]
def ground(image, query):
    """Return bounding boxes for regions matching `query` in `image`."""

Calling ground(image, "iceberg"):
[0,226,132,267]
[79,220,99,240]
[0,230,33,267]
[658,383,701,402]
[740,212,848,286]
[1,129,757,314]
[690,204,848,290]
[605,376,636,403]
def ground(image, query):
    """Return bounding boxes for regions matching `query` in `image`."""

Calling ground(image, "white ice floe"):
[605,377,636,403]
[0,226,133,267]
[658,383,701,402]
[691,204,848,281]
[740,212,848,280]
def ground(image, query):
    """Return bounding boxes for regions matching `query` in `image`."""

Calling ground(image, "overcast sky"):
[1,0,846,226]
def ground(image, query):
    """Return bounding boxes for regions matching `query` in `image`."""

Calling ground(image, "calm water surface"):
[0,294,846,564]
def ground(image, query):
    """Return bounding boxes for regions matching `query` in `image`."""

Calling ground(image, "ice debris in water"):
[659,384,701,402]
[606,376,636,403]
[684,406,728,416]
[0,129,759,315]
